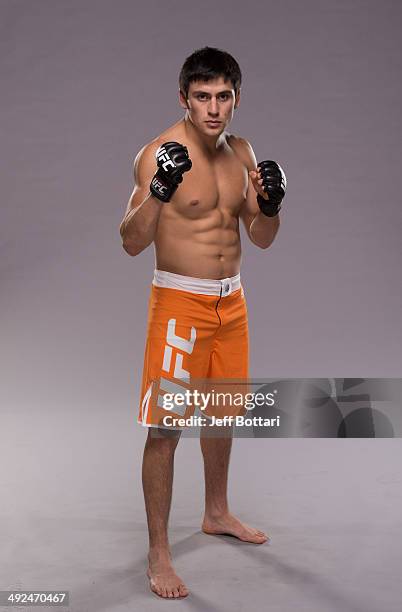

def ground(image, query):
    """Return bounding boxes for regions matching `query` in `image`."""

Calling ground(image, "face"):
[180,76,240,136]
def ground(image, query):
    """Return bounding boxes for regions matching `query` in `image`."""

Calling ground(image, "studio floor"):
[1,405,401,612]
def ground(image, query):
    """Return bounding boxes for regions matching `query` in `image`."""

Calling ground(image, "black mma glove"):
[256,160,286,217]
[150,142,192,203]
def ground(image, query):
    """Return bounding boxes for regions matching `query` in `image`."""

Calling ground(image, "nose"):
[207,97,219,116]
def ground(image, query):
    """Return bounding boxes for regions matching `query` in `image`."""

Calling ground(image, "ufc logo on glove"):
[150,177,168,194]
[156,146,175,172]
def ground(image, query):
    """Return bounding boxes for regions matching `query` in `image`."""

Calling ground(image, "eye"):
[218,94,230,101]
[196,94,208,101]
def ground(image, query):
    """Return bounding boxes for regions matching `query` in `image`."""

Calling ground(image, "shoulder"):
[133,121,185,180]
[226,134,257,171]
[132,137,163,182]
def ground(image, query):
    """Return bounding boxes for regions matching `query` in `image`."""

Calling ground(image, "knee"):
[145,429,181,455]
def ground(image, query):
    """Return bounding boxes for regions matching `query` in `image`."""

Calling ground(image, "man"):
[119,47,286,599]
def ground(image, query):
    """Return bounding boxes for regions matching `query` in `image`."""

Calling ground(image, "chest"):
[170,151,248,216]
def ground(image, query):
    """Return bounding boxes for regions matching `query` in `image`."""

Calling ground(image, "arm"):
[119,142,163,257]
[238,140,280,250]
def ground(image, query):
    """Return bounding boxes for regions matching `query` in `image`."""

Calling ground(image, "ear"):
[234,88,241,110]
[179,89,189,110]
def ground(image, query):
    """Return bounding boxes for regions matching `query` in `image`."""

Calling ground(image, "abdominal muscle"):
[154,206,242,280]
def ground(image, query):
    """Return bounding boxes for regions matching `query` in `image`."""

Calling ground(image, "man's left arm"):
[237,139,285,250]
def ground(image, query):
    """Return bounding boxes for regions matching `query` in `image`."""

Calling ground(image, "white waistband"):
[152,269,241,297]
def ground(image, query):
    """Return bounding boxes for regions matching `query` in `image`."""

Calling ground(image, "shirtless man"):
[119,47,286,599]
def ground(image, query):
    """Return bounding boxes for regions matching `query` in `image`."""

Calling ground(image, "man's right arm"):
[119,142,163,257]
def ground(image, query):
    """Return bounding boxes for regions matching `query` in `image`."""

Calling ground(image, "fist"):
[250,160,286,217]
[150,142,192,202]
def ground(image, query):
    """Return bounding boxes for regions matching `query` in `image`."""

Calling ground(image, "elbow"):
[121,240,142,257]
[258,237,275,250]
[119,223,141,256]
[254,233,277,250]
[121,233,151,256]
[250,234,274,250]
[260,222,280,250]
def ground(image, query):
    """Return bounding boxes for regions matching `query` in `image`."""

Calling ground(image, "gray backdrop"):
[1,1,402,611]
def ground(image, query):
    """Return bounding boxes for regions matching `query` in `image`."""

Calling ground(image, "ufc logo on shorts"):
[162,318,196,382]
[156,146,175,172]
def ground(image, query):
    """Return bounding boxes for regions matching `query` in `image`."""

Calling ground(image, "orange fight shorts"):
[138,270,249,429]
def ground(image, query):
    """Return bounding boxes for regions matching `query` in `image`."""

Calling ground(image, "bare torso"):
[153,120,249,279]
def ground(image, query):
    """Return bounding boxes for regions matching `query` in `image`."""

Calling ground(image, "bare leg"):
[200,426,269,544]
[142,429,189,598]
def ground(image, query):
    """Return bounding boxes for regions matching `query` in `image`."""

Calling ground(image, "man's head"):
[179,47,242,136]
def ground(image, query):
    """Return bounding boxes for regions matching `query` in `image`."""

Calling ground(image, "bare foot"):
[202,512,269,544]
[147,553,189,599]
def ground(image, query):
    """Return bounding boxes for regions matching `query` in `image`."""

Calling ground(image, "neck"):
[183,113,224,154]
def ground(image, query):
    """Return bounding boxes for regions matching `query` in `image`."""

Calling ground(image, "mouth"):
[205,121,222,127]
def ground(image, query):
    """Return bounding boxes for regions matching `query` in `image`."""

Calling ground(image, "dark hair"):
[179,47,242,98]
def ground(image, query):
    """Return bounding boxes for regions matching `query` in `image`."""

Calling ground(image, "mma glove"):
[256,160,287,217]
[150,141,192,203]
